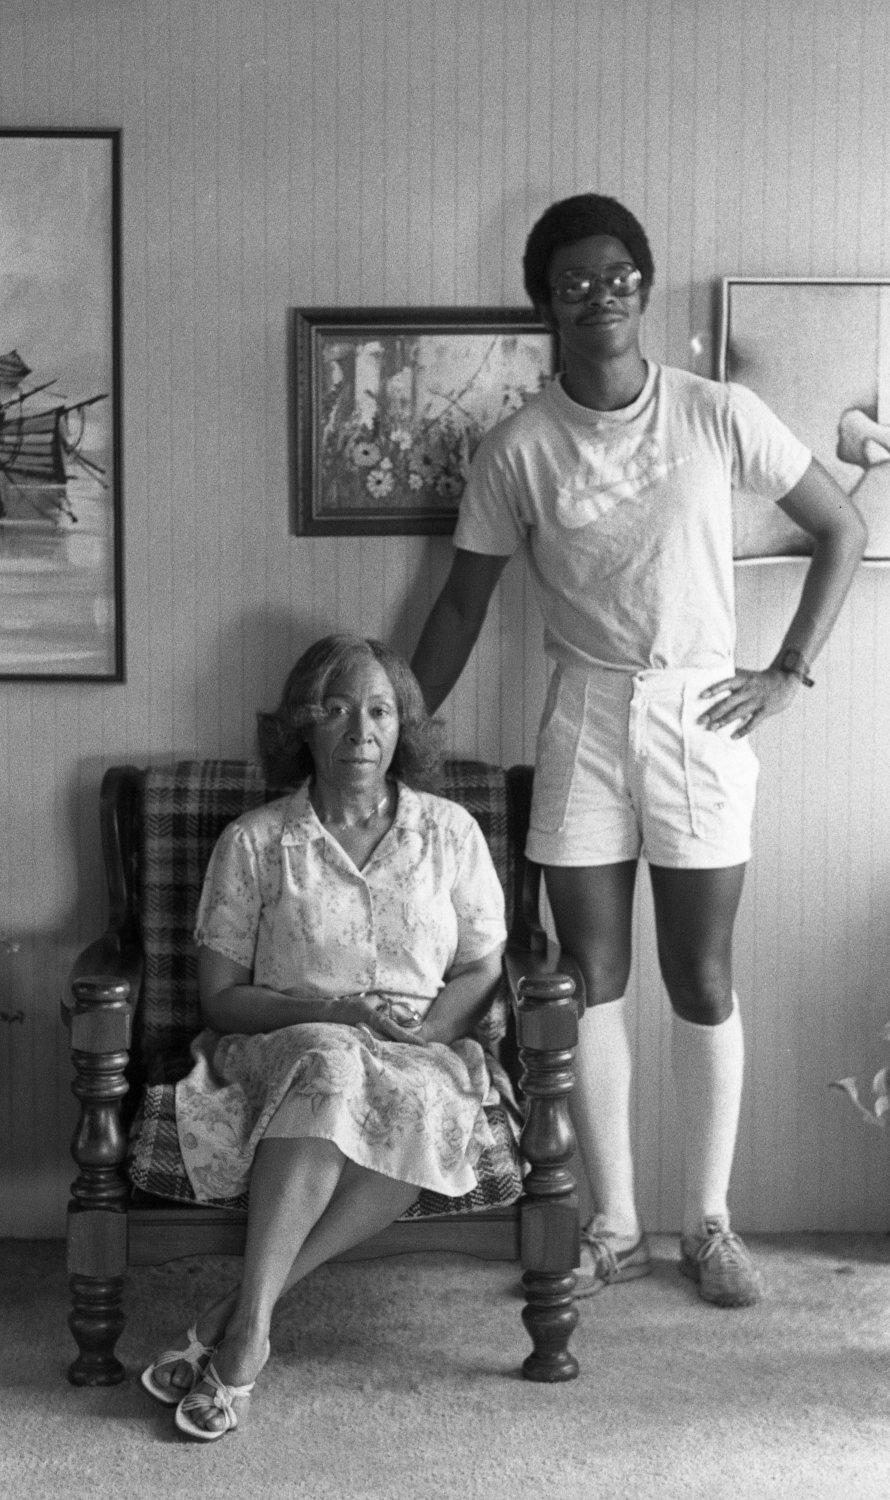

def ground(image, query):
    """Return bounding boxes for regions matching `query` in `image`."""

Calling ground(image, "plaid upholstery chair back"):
[137,758,513,1086]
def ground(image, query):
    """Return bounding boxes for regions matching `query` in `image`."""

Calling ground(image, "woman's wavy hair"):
[522,193,655,312]
[257,634,443,789]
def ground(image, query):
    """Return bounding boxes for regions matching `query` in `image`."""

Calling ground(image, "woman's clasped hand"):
[332,991,426,1040]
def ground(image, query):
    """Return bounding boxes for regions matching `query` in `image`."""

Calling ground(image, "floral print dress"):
[175,783,507,1202]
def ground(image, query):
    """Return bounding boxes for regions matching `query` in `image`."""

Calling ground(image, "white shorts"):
[526,664,759,869]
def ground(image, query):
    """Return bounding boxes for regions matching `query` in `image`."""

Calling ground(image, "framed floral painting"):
[290,307,555,534]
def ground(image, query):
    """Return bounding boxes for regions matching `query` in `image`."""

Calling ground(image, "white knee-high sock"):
[670,992,744,1235]
[572,997,640,1239]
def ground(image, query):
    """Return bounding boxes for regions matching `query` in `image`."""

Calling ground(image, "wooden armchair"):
[63,758,582,1387]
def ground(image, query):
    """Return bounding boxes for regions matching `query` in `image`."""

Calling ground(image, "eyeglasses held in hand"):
[550,264,643,304]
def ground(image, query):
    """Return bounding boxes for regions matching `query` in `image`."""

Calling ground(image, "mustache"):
[578,306,626,322]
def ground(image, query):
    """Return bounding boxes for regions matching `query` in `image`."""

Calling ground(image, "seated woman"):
[141,634,506,1441]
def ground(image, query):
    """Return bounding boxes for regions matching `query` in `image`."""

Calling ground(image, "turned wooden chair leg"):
[65,976,132,1385]
[515,975,580,1382]
[68,1269,127,1386]
[520,1270,579,1382]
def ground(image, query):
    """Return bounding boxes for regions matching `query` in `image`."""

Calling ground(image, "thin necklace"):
[311,785,394,828]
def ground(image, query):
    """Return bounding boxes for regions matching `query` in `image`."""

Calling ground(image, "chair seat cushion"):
[129,1085,522,1218]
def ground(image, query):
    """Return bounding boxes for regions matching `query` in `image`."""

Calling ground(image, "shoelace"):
[694,1227,747,1267]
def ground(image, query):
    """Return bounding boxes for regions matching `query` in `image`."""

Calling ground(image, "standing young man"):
[410,194,866,1305]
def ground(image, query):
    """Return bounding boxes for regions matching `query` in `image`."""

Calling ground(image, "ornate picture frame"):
[290,306,555,535]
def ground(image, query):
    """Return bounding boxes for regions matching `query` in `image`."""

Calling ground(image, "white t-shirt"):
[454,363,812,674]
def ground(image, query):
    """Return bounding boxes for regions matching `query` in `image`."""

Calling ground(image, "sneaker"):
[574,1228,652,1300]
[679,1217,763,1307]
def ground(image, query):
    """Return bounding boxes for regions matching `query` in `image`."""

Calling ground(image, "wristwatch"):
[774,648,814,687]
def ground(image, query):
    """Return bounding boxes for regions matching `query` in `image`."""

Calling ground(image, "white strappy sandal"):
[174,1357,256,1441]
[140,1323,215,1406]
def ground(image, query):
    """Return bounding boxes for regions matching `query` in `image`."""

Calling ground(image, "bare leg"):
[187,1142,419,1433]
[649,864,747,1231]
[649,863,745,1024]
[155,1154,419,1402]
[275,1159,419,1292]
[182,1137,345,1430]
[544,862,639,1234]
[545,862,638,1005]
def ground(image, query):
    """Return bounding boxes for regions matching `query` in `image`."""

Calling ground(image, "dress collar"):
[279,780,424,845]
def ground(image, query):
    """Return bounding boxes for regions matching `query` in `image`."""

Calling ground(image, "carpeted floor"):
[2,1235,888,1500]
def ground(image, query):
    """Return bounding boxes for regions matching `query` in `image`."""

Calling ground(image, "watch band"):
[775,648,815,687]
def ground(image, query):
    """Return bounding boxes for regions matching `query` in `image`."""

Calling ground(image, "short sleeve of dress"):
[450,815,508,967]
[727,382,812,501]
[193,820,262,971]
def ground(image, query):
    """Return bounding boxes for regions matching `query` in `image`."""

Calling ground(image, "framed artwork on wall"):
[290,306,555,535]
[719,277,890,563]
[0,128,123,680]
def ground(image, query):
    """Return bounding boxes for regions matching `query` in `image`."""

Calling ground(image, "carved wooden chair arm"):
[63,937,142,1019]
[62,932,143,1186]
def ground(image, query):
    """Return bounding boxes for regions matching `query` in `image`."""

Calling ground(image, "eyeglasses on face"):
[549,264,643,304]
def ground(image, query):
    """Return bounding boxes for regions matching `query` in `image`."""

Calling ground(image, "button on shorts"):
[526,664,759,869]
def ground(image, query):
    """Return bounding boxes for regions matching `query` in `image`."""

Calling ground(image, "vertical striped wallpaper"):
[0,0,888,1233]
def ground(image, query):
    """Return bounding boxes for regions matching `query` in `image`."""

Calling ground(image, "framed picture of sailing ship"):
[0,129,123,679]
[290,307,555,534]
